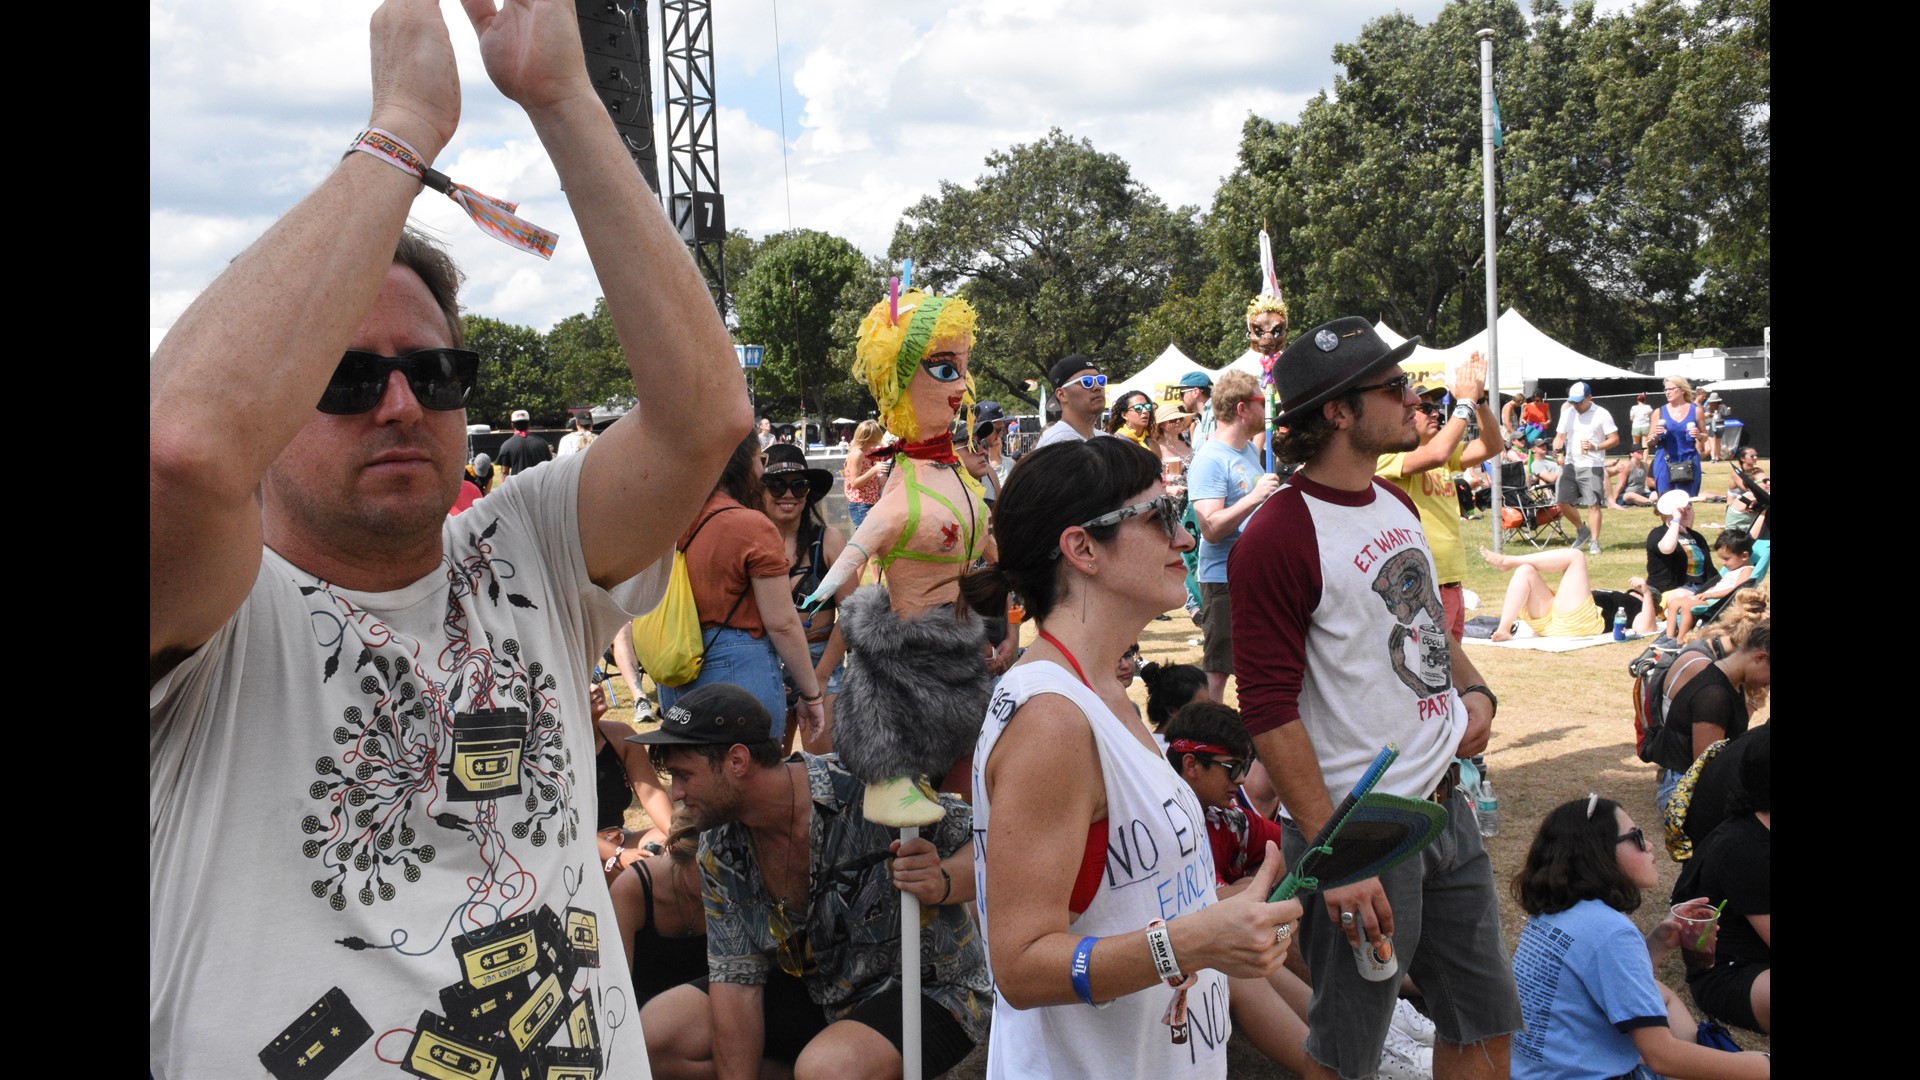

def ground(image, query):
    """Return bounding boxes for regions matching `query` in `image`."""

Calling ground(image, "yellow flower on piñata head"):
[855,288,978,442]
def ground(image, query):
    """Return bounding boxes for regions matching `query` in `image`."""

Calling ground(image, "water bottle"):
[1475,766,1499,839]
[1613,608,1629,641]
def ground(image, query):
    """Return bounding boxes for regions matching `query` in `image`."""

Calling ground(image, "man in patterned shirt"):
[635,684,991,1078]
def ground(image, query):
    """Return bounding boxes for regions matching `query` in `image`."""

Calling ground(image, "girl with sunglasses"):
[1509,796,1768,1079]
[1105,390,1155,450]
[960,438,1301,1078]
[761,443,850,753]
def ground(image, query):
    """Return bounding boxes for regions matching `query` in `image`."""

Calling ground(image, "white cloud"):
[153,0,1534,342]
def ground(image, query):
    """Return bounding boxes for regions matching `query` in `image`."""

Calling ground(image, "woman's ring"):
[1340,910,1356,926]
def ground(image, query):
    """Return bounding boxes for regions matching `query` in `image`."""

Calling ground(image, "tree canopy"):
[891,129,1207,405]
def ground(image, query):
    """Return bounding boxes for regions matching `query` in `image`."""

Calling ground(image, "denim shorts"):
[1282,788,1522,1077]
[658,627,787,742]
[847,501,872,530]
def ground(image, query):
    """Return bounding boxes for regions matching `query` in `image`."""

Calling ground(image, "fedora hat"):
[1271,317,1420,428]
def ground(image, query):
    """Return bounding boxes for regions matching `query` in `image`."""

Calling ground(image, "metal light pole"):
[1478,28,1504,552]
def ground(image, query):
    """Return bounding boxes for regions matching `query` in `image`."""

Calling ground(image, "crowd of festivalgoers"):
[151,5,1767,1076]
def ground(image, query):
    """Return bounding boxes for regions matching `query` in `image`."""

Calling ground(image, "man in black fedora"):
[633,683,990,1079]
[1229,317,1519,1079]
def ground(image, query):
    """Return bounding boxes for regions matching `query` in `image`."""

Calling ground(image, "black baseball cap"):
[1047,353,1100,388]
[625,683,772,748]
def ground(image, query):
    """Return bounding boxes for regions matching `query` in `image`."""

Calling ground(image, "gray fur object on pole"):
[831,584,993,784]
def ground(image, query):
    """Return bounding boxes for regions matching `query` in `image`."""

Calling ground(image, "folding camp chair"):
[1498,461,1573,549]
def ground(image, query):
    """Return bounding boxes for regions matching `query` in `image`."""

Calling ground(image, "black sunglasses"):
[1615,827,1649,852]
[1350,373,1413,398]
[318,348,480,415]
[1202,755,1253,783]
[763,475,813,498]
[1125,401,1156,414]
[1414,402,1444,417]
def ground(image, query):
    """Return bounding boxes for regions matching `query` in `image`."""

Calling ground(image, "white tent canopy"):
[1435,309,1631,390]
[1108,344,1207,405]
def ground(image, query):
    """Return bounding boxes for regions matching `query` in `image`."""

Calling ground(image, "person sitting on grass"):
[1510,795,1769,1079]
[1480,545,1608,640]
[1164,702,1435,1080]
[1610,446,1657,507]
[1672,728,1772,1036]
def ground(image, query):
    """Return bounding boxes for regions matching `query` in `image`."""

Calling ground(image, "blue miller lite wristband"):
[1070,935,1100,1007]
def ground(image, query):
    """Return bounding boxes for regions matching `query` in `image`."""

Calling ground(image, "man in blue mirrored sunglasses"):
[1034,353,1109,449]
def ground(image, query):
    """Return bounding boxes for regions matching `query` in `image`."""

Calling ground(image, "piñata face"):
[907,332,971,436]
[1248,310,1289,356]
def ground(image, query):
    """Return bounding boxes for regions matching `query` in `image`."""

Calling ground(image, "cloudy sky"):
[152,0,1588,350]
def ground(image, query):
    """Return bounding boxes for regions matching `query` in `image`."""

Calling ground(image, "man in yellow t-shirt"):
[1375,355,1503,639]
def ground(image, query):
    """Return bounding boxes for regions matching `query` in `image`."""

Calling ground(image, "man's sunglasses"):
[1069,374,1108,389]
[318,348,480,415]
[1052,494,1187,557]
[763,476,813,498]
[1351,373,1413,398]
[1415,402,1445,417]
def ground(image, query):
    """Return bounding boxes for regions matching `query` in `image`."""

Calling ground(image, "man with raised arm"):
[1231,319,1519,1080]
[149,2,749,1075]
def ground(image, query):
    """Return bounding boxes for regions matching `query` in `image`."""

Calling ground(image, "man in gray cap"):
[634,683,990,1079]
[1230,317,1517,1080]
[1551,380,1618,555]
[1033,353,1108,448]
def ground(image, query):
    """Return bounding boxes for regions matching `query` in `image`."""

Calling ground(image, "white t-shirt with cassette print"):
[151,451,667,1079]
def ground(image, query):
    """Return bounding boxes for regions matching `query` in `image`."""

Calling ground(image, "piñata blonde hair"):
[1245,293,1289,327]
[855,289,979,440]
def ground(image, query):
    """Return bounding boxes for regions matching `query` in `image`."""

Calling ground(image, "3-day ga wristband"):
[1146,919,1182,982]
[1070,935,1100,1007]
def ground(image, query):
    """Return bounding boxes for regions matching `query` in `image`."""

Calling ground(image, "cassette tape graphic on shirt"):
[538,1044,600,1080]
[446,707,529,801]
[503,971,568,1054]
[257,986,373,1080]
[565,988,599,1054]
[402,1011,507,1080]
[533,904,579,984]
[439,971,532,1038]
[564,905,601,969]
[453,912,541,989]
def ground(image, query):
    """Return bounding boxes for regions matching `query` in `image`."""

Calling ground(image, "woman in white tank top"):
[960,438,1303,1078]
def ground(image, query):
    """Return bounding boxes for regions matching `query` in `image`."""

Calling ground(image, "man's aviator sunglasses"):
[318,348,481,415]
[1051,494,1186,557]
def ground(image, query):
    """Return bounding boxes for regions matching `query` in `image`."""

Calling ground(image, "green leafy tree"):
[464,315,559,427]
[890,129,1206,406]
[734,229,874,421]
[544,299,630,414]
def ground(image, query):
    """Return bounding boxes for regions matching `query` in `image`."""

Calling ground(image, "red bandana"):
[884,433,960,465]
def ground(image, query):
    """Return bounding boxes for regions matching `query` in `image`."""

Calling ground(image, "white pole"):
[901,824,922,1080]
[1478,28,1504,553]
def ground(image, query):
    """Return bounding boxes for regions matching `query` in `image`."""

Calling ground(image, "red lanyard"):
[1037,629,1091,687]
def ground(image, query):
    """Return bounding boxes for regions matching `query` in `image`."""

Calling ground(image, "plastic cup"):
[1671,901,1720,973]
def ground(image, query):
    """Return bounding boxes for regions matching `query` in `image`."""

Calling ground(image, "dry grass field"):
[602,457,1770,1075]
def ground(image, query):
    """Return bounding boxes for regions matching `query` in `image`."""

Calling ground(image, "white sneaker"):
[1391,998,1437,1047]
[1588,540,1602,556]
[1378,1025,1435,1080]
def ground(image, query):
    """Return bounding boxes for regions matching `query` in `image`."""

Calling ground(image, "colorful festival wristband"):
[1070,935,1101,1007]
[348,128,559,260]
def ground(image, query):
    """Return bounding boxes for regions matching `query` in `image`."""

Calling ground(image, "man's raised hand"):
[369,0,462,161]
[459,0,593,115]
